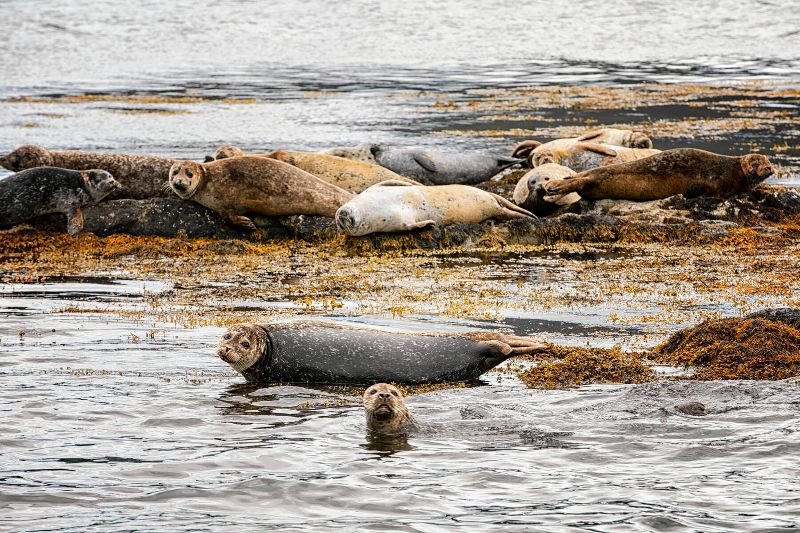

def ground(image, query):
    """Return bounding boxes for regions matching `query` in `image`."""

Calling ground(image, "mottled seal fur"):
[168,156,354,229]
[363,383,418,435]
[544,149,774,202]
[216,320,547,384]
[516,140,660,173]
[322,143,378,164]
[0,145,176,200]
[513,128,653,159]
[212,145,418,193]
[0,167,119,234]
[335,180,533,236]
[512,163,581,217]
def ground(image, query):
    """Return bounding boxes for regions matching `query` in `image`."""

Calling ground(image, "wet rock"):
[745,308,800,331]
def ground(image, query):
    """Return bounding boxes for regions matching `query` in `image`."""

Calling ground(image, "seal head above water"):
[363,383,417,435]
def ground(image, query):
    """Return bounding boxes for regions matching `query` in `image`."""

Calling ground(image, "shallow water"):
[2,1,800,530]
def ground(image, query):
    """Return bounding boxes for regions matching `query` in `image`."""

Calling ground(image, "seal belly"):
[264,324,506,384]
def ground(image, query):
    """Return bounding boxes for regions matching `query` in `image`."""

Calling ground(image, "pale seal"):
[0,144,176,200]
[0,167,120,235]
[363,383,418,435]
[216,320,547,384]
[512,163,581,217]
[544,149,774,201]
[334,180,533,236]
[322,143,378,164]
[212,145,419,193]
[515,140,660,173]
[168,156,354,229]
[512,128,653,159]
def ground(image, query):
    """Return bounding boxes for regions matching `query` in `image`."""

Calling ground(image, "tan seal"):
[212,145,418,193]
[544,149,774,201]
[335,180,533,236]
[0,144,176,200]
[363,383,417,435]
[512,163,581,217]
[512,128,653,159]
[515,140,659,173]
[168,156,354,229]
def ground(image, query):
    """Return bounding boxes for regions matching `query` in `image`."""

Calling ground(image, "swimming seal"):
[334,180,533,236]
[216,320,547,384]
[512,163,581,217]
[0,167,119,235]
[168,156,354,229]
[0,144,176,200]
[363,383,418,435]
[515,140,660,173]
[543,149,774,202]
[212,145,418,193]
[368,144,524,185]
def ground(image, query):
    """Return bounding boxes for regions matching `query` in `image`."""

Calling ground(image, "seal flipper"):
[404,219,436,230]
[363,179,416,191]
[487,191,535,219]
[576,130,603,142]
[512,140,542,159]
[579,142,619,157]
[543,176,591,196]
[222,211,257,230]
[66,205,84,236]
[412,153,438,173]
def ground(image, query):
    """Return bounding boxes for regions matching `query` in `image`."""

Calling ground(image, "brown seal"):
[512,163,580,217]
[0,144,176,200]
[543,149,774,201]
[363,383,417,435]
[213,145,418,192]
[515,140,659,172]
[168,156,354,229]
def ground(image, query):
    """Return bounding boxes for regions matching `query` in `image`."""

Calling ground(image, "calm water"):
[2,1,800,531]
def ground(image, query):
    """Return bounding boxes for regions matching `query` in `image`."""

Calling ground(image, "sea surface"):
[1,1,800,531]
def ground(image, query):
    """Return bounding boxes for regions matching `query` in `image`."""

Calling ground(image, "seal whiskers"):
[363,383,417,435]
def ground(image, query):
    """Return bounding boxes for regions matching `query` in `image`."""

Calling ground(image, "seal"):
[363,383,418,435]
[367,144,524,185]
[322,143,378,164]
[515,140,660,173]
[0,144,176,200]
[216,320,547,384]
[168,156,354,229]
[0,167,120,235]
[512,128,653,159]
[543,149,774,202]
[334,180,533,236]
[212,145,419,193]
[512,163,581,217]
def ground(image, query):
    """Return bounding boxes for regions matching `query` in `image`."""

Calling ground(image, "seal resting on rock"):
[0,144,176,200]
[168,156,354,229]
[335,180,533,236]
[323,143,378,164]
[212,145,418,193]
[512,163,581,217]
[543,149,774,202]
[363,383,418,435]
[515,140,660,173]
[0,167,119,235]
[216,320,548,384]
[513,128,653,159]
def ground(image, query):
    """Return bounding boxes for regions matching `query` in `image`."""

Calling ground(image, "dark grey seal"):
[0,167,120,235]
[369,144,524,185]
[216,321,547,384]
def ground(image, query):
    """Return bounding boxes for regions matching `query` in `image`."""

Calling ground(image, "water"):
[2,1,800,530]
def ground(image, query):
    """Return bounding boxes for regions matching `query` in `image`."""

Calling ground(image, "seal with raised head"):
[168,156,354,229]
[543,149,775,202]
[515,140,660,173]
[0,167,120,235]
[335,180,533,236]
[363,383,418,435]
[216,320,547,384]
[0,144,176,200]
[367,144,524,185]
[212,145,418,193]
[512,163,581,217]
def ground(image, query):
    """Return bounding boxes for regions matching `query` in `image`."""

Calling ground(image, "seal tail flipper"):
[512,140,542,159]
[467,332,549,356]
[488,191,536,219]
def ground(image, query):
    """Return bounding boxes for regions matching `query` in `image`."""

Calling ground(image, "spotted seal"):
[216,320,547,384]
[515,140,660,173]
[335,180,532,236]
[0,144,176,200]
[0,167,119,235]
[512,163,581,217]
[544,149,774,201]
[513,128,653,159]
[363,383,418,435]
[168,156,353,229]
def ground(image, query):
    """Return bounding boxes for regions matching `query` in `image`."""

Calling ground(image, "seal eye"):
[185,169,193,178]
[223,333,232,340]
[369,389,378,395]
[241,340,251,349]
[390,390,398,396]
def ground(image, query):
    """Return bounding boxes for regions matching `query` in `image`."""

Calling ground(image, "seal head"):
[741,154,774,187]
[168,161,206,199]
[334,204,369,236]
[82,170,120,202]
[363,383,416,435]
[214,145,246,160]
[624,131,653,149]
[0,145,54,171]
[217,324,268,374]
